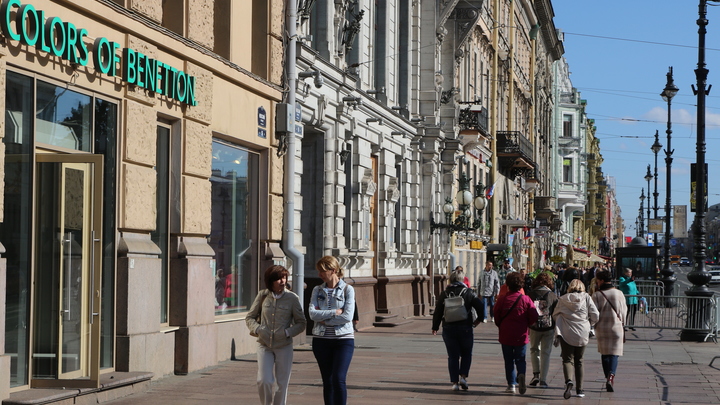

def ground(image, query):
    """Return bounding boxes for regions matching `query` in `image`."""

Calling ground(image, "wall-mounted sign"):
[258,129,266,139]
[0,0,197,106]
[258,106,266,128]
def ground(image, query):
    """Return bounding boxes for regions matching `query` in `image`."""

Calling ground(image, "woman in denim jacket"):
[309,256,355,405]
[246,265,306,405]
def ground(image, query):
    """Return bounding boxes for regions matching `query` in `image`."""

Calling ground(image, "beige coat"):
[592,287,627,356]
[246,289,306,349]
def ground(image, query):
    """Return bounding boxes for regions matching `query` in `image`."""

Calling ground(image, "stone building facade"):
[0,0,285,400]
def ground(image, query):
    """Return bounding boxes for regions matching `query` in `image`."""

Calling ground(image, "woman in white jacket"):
[553,279,599,399]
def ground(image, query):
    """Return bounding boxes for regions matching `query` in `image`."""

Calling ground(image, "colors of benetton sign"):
[0,0,197,106]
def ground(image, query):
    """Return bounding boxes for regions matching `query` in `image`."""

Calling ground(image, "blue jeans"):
[312,338,354,405]
[501,344,527,386]
[601,354,619,378]
[482,296,495,319]
[441,325,474,383]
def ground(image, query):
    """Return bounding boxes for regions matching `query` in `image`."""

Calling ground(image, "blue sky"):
[550,1,720,241]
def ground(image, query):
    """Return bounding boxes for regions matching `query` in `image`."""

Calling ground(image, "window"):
[563,158,573,183]
[562,115,573,138]
[152,124,171,324]
[209,140,260,315]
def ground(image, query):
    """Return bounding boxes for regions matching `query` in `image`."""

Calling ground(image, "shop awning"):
[570,248,606,263]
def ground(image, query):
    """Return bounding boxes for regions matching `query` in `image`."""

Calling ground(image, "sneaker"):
[576,390,585,398]
[528,376,540,387]
[518,374,526,394]
[452,383,460,391]
[482,319,487,323]
[505,385,516,394]
[563,380,574,400]
[459,376,468,390]
[589,329,595,338]
[539,381,549,388]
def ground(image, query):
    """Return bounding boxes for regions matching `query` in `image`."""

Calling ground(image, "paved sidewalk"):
[104,317,720,404]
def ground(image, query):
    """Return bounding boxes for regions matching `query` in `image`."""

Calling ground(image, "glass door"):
[31,154,103,388]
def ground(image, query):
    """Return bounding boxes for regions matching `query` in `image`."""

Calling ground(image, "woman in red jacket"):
[494,272,538,395]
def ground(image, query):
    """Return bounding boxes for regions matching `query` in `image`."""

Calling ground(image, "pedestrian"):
[591,269,627,392]
[432,268,485,391]
[553,279,599,399]
[527,272,558,389]
[497,258,515,287]
[478,260,500,323]
[494,271,538,395]
[309,256,356,405]
[246,265,307,405]
[618,268,638,331]
[455,265,471,288]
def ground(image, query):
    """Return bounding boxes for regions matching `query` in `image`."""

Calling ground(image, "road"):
[671,264,720,294]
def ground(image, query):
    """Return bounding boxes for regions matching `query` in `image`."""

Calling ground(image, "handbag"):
[599,290,626,343]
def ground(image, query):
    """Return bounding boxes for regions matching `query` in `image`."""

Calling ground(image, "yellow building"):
[0,0,284,400]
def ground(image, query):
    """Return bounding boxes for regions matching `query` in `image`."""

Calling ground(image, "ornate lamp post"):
[660,67,678,302]
[639,189,646,239]
[681,0,715,341]
[651,131,662,244]
[645,166,652,241]
[430,172,487,242]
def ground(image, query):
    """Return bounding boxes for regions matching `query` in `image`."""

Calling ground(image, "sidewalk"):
[104,317,720,404]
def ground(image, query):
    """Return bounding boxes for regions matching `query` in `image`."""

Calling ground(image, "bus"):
[670,255,681,266]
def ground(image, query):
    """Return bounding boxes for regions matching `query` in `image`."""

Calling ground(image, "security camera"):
[299,70,323,89]
[313,71,324,88]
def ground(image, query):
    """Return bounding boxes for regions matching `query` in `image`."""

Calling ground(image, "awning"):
[570,249,606,263]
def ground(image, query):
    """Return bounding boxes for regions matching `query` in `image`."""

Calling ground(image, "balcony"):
[534,196,557,220]
[558,136,581,150]
[458,105,489,135]
[497,131,535,175]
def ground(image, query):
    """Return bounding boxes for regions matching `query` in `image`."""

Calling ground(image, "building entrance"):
[31,154,103,388]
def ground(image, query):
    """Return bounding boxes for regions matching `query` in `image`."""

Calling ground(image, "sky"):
[550,1,720,242]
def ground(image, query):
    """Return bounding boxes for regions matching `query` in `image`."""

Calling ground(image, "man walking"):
[478,261,500,322]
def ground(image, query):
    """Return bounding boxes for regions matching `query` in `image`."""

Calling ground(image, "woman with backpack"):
[432,269,485,391]
[553,279,599,399]
[527,272,558,389]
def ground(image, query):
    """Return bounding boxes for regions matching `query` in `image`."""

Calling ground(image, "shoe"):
[452,383,460,391]
[482,319,487,323]
[529,376,540,387]
[539,381,548,388]
[459,376,468,390]
[505,385,516,394]
[606,374,614,392]
[630,327,636,331]
[518,374,526,394]
[576,390,585,398]
[589,329,595,338]
[563,380,574,399]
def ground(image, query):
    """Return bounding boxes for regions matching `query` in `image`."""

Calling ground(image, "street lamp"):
[430,172,487,242]
[660,66,678,302]
[644,165,652,241]
[682,0,715,341]
[651,131,662,245]
[639,188,646,239]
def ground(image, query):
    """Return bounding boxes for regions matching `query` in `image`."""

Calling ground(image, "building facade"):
[1,0,286,399]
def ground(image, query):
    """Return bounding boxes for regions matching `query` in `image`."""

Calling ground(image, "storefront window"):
[210,140,259,315]
[35,81,92,152]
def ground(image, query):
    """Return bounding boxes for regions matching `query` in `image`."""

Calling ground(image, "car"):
[680,257,691,266]
[709,268,720,284]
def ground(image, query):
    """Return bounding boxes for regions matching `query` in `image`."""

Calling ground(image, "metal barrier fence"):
[623,293,718,342]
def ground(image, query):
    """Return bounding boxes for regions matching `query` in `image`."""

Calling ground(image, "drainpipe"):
[284,0,304,304]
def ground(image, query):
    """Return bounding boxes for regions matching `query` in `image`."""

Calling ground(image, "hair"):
[450,269,465,284]
[567,278,586,293]
[563,267,580,282]
[316,255,344,278]
[532,272,554,290]
[595,269,612,282]
[264,265,289,290]
[455,265,464,272]
[505,271,524,292]
[624,267,633,275]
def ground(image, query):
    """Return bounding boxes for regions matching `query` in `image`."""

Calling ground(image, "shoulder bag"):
[599,289,626,343]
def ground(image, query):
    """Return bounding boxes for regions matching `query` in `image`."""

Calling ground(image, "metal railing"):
[622,293,718,342]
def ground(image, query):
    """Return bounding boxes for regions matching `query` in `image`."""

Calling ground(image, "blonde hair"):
[567,278,586,293]
[316,256,344,278]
